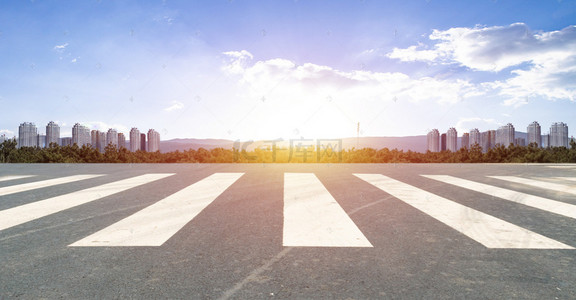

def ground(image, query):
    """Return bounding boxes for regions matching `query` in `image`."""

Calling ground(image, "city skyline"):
[10,120,160,152]
[1,1,575,141]
[428,120,572,152]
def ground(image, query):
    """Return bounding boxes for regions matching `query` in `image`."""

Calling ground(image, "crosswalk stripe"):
[0,174,174,232]
[69,173,244,247]
[0,175,36,183]
[354,174,573,249]
[0,174,103,197]
[489,176,576,196]
[422,175,576,219]
[283,173,372,247]
[553,177,576,182]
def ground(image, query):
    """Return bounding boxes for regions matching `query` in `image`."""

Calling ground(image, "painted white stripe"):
[0,175,36,182]
[0,174,174,231]
[354,174,573,249]
[547,166,576,169]
[553,177,576,182]
[490,176,576,196]
[0,174,102,197]
[423,175,576,219]
[70,173,244,247]
[283,173,372,247]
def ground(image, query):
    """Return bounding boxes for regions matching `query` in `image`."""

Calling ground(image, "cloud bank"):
[222,51,480,105]
[388,23,576,106]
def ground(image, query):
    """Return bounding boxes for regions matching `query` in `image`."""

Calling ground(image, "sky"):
[1,0,575,141]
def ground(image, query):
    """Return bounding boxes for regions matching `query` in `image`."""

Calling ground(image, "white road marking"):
[490,176,576,196]
[423,175,576,219]
[69,173,244,247]
[0,174,103,197]
[547,166,576,169]
[0,175,36,182]
[0,174,174,231]
[553,177,576,182]
[283,173,372,247]
[354,174,573,249]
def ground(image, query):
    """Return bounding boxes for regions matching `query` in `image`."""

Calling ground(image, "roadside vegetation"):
[1,139,575,163]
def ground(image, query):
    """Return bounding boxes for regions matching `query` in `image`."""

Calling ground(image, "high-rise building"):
[18,122,38,148]
[542,134,550,148]
[489,130,496,149]
[446,128,458,152]
[60,137,72,146]
[118,133,126,149]
[427,129,440,152]
[140,133,147,152]
[90,130,107,152]
[72,123,91,147]
[481,130,496,152]
[527,121,541,147]
[46,121,60,147]
[515,138,526,147]
[496,123,515,147]
[0,134,5,144]
[129,128,140,152]
[147,129,160,152]
[37,134,46,148]
[440,133,447,151]
[91,130,99,149]
[550,122,569,147]
[106,129,118,149]
[469,128,481,148]
[98,131,106,152]
[461,133,469,150]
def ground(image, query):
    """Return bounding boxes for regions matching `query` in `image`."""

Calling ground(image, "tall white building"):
[427,129,440,152]
[461,133,469,150]
[46,121,60,147]
[18,122,38,148]
[481,130,496,152]
[129,128,140,152]
[469,128,481,148]
[118,133,126,149]
[527,121,541,147]
[37,134,46,148]
[550,122,569,147]
[72,123,91,147]
[446,127,458,152]
[147,129,160,152]
[496,123,515,147]
[107,129,118,149]
[542,134,550,148]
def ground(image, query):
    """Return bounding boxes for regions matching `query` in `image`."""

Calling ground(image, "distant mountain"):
[160,139,236,153]
[159,136,428,153]
[159,131,533,153]
[341,136,427,152]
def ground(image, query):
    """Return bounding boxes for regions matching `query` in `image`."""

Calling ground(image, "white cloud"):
[387,44,441,62]
[224,54,480,105]
[53,43,69,52]
[164,101,184,112]
[455,117,497,133]
[387,23,576,105]
[218,52,488,138]
[222,50,254,74]
[0,129,15,137]
[84,121,130,134]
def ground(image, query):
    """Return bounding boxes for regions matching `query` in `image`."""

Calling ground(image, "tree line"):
[1,139,575,163]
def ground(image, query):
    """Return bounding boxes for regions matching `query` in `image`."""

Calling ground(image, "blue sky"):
[1,0,575,141]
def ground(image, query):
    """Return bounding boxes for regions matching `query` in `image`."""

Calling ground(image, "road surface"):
[1,163,575,299]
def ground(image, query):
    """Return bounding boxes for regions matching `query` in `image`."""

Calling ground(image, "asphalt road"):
[1,163,575,299]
